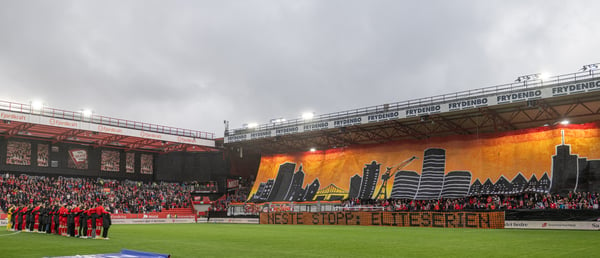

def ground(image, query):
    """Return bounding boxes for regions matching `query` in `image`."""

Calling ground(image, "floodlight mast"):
[580,63,600,75]
[30,100,44,114]
[302,112,314,120]
[515,73,542,86]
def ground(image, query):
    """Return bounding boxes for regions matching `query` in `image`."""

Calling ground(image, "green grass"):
[0,224,599,257]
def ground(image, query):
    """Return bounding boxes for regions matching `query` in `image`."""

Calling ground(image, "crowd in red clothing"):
[0,173,192,215]
[341,192,600,211]
[209,178,251,212]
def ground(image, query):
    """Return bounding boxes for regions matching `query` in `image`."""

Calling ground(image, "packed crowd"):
[209,177,252,212]
[9,171,597,218]
[6,141,31,166]
[341,191,600,211]
[37,144,49,167]
[0,173,193,215]
[100,150,120,172]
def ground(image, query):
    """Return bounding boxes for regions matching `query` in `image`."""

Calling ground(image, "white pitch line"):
[0,231,21,237]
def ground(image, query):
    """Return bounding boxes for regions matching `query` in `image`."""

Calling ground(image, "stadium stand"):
[0,173,192,215]
[2,68,600,229]
[338,192,600,211]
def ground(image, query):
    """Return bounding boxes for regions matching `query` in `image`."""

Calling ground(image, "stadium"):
[1,65,600,257]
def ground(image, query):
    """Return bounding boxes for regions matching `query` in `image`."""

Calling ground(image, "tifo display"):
[250,124,600,202]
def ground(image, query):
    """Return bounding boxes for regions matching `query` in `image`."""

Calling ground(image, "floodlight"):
[515,73,541,83]
[82,109,93,117]
[302,112,314,120]
[539,72,551,81]
[559,120,569,125]
[309,147,316,152]
[580,63,599,72]
[31,100,44,111]
[270,117,286,124]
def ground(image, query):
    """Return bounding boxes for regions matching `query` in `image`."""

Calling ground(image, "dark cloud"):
[0,1,598,136]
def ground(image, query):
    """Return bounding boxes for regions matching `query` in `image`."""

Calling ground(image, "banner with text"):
[226,78,600,143]
[0,110,214,147]
[260,211,505,228]
[505,220,600,230]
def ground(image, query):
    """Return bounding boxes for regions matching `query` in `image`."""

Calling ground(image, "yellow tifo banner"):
[260,211,505,229]
[250,122,600,201]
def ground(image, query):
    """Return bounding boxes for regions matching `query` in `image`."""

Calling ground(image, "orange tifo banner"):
[249,122,600,202]
[260,211,505,229]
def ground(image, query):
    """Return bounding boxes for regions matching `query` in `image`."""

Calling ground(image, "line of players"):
[6,203,112,239]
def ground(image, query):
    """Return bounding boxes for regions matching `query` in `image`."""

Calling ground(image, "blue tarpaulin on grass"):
[47,249,170,258]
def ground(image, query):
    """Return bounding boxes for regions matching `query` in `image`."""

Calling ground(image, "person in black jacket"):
[45,205,52,234]
[101,211,112,239]
[25,204,33,232]
[39,205,48,234]
[53,205,60,235]
[67,205,76,237]
[80,205,88,238]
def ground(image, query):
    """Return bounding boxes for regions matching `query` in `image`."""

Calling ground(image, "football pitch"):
[0,223,599,257]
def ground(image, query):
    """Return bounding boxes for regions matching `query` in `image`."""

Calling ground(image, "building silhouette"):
[358,161,380,199]
[252,179,274,202]
[535,173,551,193]
[548,130,600,194]
[252,182,267,201]
[284,166,306,201]
[303,178,320,201]
[492,176,511,194]
[526,175,539,192]
[387,149,470,200]
[268,162,296,201]
[511,173,528,194]
[550,131,579,194]
[468,179,482,196]
[481,179,495,194]
[414,148,446,200]
[348,174,362,199]
[579,160,600,192]
[390,170,420,199]
[465,172,554,196]
[441,171,471,199]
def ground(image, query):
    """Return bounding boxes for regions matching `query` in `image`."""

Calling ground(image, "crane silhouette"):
[374,156,418,200]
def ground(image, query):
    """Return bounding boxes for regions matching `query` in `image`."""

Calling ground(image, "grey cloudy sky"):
[0,1,598,137]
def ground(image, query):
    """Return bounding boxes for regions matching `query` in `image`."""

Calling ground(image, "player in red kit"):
[80,205,88,238]
[59,205,67,236]
[87,206,95,238]
[20,205,28,231]
[32,204,41,232]
[72,205,81,237]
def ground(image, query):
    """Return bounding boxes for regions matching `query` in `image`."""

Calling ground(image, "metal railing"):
[0,101,215,139]
[227,201,343,216]
[226,69,598,136]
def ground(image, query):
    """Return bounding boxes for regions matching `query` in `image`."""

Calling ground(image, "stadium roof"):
[0,100,218,153]
[224,70,600,154]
